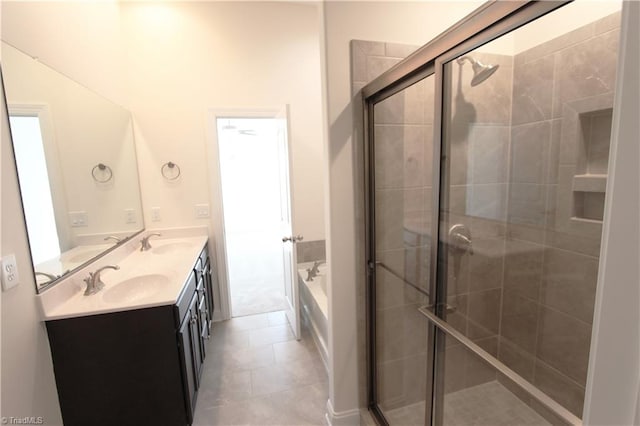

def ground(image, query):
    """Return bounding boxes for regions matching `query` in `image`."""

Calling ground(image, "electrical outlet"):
[151,207,161,222]
[1,254,20,291]
[69,211,88,227]
[195,204,210,219]
[125,209,136,224]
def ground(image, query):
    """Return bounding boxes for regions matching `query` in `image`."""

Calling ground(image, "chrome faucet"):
[140,233,162,251]
[306,260,325,281]
[104,235,121,243]
[83,265,119,296]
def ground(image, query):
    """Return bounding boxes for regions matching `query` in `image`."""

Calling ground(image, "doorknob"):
[282,235,304,243]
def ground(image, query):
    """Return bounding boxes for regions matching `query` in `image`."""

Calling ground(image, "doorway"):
[215,116,299,329]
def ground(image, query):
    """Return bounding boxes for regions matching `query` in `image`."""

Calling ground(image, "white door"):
[276,107,301,340]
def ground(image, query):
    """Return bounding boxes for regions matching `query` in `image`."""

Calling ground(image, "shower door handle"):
[282,235,304,243]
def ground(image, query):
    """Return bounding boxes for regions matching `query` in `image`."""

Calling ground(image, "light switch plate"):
[1,254,20,291]
[125,209,136,224]
[195,204,210,219]
[69,211,88,227]
[151,207,161,222]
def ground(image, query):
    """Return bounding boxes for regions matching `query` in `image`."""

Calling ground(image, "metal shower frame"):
[361,1,580,425]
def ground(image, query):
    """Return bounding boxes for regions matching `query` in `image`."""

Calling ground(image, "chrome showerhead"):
[456,55,499,86]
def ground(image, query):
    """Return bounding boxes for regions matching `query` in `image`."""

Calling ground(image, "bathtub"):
[298,262,328,371]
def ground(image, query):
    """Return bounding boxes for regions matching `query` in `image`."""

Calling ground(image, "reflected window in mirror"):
[10,114,61,264]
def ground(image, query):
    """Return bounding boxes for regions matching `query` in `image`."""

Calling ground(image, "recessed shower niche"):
[572,108,613,221]
[558,92,614,228]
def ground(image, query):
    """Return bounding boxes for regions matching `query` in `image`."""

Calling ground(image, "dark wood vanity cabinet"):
[46,245,214,426]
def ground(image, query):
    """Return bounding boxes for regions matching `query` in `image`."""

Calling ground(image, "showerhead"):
[456,56,499,86]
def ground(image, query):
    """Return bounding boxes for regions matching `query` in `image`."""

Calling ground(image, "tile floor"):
[193,311,328,426]
[230,278,287,317]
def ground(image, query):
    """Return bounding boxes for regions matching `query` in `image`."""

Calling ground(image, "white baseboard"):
[325,399,361,426]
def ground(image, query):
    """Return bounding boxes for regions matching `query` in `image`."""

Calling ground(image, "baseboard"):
[325,399,361,426]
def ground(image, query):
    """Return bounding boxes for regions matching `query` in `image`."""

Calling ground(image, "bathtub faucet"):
[306,260,325,282]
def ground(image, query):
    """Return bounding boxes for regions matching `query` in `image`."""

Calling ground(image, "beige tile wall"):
[500,12,621,418]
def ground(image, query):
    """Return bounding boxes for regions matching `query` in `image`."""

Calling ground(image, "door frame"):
[206,106,294,321]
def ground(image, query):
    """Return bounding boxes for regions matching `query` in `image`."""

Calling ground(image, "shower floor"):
[384,381,550,425]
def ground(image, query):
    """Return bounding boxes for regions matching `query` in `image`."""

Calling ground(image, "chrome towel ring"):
[91,163,113,183]
[161,161,181,180]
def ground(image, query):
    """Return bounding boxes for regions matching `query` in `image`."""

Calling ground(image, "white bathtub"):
[298,262,328,371]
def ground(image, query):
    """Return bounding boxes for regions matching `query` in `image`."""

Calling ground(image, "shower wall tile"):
[503,239,543,301]
[296,240,326,263]
[593,11,622,35]
[443,342,467,394]
[533,360,585,418]
[510,122,551,184]
[498,338,535,382]
[552,29,620,119]
[547,119,562,184]
[466,288,501,338]
[541,248,598,323]
[586,111,612,174]
[465,337,498,387]
[403,126,429,188]
[375,189,404,250]
[507,222,545,245]
[374,79,426,125]
[374,125,404,189]
[449,137,470,186]
[507,183,547,226]
[500,290,539,353]
[451,53,513,125]
[536,307,591,385]
[469,125,509,184]
[511,55,554,125]
[467,238,504,292]
[366,56,401,83]
[467,184,508,222]
[514,22,593,67]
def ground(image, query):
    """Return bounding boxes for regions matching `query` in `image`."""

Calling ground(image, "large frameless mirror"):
[2,42,144,292]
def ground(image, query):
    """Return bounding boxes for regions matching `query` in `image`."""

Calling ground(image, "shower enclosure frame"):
[361,1,580,425]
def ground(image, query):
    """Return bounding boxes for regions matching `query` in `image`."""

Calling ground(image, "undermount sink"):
[151,242,195,255]
[102,274,170,304]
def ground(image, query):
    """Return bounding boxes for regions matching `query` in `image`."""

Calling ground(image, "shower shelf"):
[572,174,607,193]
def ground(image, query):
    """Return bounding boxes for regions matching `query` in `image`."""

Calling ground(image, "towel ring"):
[161,161,181,180]
[91,163,113,183]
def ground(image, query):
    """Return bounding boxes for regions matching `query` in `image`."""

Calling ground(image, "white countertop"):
[38,234,208,321]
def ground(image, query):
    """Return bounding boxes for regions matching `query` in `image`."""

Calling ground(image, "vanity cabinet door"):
[178,299,198,424]
[203,257,214,332]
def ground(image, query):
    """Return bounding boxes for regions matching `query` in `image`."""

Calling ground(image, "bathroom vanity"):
[42,236,214,426]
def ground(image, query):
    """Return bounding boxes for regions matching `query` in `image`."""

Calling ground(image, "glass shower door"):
[371,74,435,425]
[365,2,623,425]
[432,5,621,424]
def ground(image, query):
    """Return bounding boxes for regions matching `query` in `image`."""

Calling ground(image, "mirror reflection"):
[2,42,144,292]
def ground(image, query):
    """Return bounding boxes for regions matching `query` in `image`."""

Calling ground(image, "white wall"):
[321,1,484,420]
[121,1,325,242]
[1,1,127,107]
